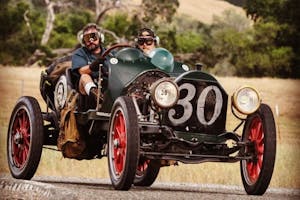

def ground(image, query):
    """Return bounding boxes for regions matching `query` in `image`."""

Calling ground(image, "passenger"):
[71,23,108,101]
[135,28,159,56]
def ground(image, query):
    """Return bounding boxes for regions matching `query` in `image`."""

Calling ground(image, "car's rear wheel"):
[134,157,160,186]
[7,96,44,179]
[240,103,276,195]
[108,96,139,190]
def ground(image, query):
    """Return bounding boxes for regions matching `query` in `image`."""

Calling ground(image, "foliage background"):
[0,0,299,78]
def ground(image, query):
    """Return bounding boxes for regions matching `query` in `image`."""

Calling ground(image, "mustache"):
[87,43,100,51]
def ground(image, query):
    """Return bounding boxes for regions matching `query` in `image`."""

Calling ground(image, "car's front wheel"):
[108,96,140,190]
[7,96,44,179]
[240,103,276,195]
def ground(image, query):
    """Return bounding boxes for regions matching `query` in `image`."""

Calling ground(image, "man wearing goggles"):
[136,28,158,55]
[72,23,107,103]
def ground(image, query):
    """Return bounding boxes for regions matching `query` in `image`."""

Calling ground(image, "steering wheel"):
[100,43,132,59]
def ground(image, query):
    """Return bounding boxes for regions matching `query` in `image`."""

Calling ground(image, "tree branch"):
[102,29,122,43]
[23,9,33,40]
[40,0,73,45]
[96,6,117,24]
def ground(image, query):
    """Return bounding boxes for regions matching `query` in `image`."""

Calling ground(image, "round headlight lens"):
[232,86,261,115]
[151,79,179,108]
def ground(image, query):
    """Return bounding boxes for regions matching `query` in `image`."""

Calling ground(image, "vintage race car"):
[7,44,276,195]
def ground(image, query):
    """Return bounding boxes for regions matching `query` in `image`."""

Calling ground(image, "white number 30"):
[168,83,223,126]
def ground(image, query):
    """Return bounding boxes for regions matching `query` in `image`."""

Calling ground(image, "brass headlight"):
[232,86,261,115]
[150,78,179,108]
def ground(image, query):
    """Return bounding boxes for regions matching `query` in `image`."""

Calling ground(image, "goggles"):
[83,32,99,43]
[137,37,154,46]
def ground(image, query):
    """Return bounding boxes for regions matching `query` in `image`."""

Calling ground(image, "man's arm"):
[72,48,105,75]
[78,65,92,75]
[72,48,92,75]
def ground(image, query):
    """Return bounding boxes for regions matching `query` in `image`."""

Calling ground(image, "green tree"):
[206,7,294,78]
[48,9,92,49]
[207,9,252,76]
[245,0,300,78]
[209,18,293,77]
[101,12,137,43]
[0,1,38,64]
[175,32,205,53]
[238,22,294,77]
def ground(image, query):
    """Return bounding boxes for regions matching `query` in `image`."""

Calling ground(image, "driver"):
[136,28,158,56]
[71,23,108,101]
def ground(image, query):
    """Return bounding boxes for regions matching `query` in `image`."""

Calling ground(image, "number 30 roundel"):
[168,83,223,126]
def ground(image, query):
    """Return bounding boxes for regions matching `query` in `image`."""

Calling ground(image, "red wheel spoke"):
[17,146,23,166]
[120,133,126,148]
[23,125,30,138]
[16,148,23,167]
[13,144,20,167]
[118,114,125,133]
[12,120,19,133]
[22,147,27,164]
[23,135,30,146]
[18,117,23,130]
[248,163,255,179]
[20,111,26,127]
[11,108,31,169]
[247,162,253,174]
[258,155,263,169]
[252,166,259,181]
[249,129,255,141]
[112,111,127,176]
[138,160,149,172]
[257,144,264,155]
[246,116,265,183]
[115,126,121,136]
[257,135,264,145]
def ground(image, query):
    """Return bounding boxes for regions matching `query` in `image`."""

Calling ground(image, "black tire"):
[134,157,160,186]
[107,96,140,190]
[7,96,44,179]
[240,103,276,195]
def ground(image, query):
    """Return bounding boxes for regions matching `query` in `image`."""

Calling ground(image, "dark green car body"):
[102,47,228,137]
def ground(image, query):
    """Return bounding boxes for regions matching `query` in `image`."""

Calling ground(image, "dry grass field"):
[129,0,246,24]
[177,0,246,24]
[0,66,299,189]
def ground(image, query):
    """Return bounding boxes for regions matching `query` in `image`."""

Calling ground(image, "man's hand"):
[89,58,105,72]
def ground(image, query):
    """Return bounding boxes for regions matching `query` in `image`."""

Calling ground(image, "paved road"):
[1,175,299,200]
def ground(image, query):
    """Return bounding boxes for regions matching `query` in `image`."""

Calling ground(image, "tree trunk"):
[95,0,101,17]
[41,0,55,45]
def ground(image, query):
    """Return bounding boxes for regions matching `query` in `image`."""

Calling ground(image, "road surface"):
[1,175,299,200]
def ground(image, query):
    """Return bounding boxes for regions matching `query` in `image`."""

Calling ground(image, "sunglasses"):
[137,37,154,46]
[83,32,99,43]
